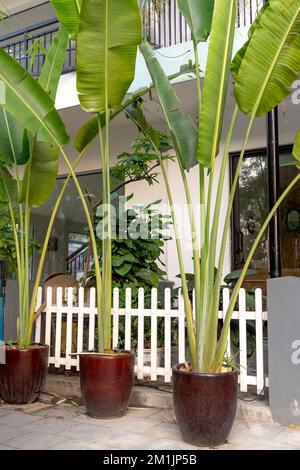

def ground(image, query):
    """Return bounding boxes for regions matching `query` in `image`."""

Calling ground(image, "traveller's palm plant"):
[137,0,300,372]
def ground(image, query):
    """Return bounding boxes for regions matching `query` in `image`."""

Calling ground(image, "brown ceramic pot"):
[172,365,238,447]
[79,351,135,418]
[0,344,49,404]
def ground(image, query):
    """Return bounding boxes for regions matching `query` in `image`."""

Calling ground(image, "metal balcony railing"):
[0,1,262,78]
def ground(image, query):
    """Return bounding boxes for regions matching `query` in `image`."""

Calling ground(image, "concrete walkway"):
[0,399,300,450]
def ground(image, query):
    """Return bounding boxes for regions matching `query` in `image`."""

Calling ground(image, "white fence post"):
[150,288,158,381]
[164,288,172,383]
[76,287,84,370]
[88,288,96,352]
[34,287,43,344]
[137,288,145,380]
[125,288,132,352]
[65,287,74,370]
[239,288,248,393]
[255,288,264,394]
[54,287,63,368]
[222,288,231,359]
[112,288,120,350]
[178,289,185,365]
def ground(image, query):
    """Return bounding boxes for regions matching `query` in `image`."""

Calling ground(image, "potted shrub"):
[127,0,300,446]
[0,27,71,404]
[0,22,104,404]
[50,0,143,418]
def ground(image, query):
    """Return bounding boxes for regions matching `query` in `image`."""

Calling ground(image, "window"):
[231,146,300,289]
[31,171,123,282]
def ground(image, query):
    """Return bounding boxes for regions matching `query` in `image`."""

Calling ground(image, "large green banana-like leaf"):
[177,0,214,43]
[0,49,69,146]
[77,0,142,113]
[75,61,196,152]
[233,0,300,117]
[19,140,59,207]
[75,113,106,152]
[0,107,29,165]
[197,0,236,168]
[0,167,17,203]
[141,42,198,170]
[38,26,69,99]
[231,2,269,81]
[51,0,82,40]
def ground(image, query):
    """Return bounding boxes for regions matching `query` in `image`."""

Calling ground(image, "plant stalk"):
[213,171,300,370]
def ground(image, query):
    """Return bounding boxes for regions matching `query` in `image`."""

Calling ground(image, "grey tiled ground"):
[0,401,300,450]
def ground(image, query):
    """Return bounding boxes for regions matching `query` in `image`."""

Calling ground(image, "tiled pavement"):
[0,400,300,450]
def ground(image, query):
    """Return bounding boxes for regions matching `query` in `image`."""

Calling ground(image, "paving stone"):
[7,431,67,450]
[102,417,158,436]
[0,411,43,427]
[0,408,11,417]
[127,407,164,420]
[34,404,82,420]
[55,422,111,441]
[15,402,53,414]
[149,422,182,441]
[93,431,154,450]
[145,439,203,451]
[22,417,84,435]
[1,404,300,450]
[50,439,118,450]
[0,425,26,444]
[0,444,19,450]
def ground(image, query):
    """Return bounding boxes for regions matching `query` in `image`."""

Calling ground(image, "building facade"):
[1,0,300,290]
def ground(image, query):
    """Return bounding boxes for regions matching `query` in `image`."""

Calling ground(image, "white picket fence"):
[34,286,268,394]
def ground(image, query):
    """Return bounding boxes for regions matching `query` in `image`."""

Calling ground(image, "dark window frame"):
[230,144,294,272]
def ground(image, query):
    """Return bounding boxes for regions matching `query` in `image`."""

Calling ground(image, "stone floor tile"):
[0,411,43,427]
[7,431,67,450]
[0,424,26,444]
[50,439,117,450]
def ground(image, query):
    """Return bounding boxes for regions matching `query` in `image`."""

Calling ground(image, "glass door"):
[231,146,300,291]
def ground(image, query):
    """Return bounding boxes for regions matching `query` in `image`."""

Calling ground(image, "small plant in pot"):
[127,0,300,446]
[50,0,142,418]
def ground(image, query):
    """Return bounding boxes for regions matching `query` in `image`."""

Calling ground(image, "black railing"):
[0,1,261,78]
[66,245,88,279]
[0,18,76,78]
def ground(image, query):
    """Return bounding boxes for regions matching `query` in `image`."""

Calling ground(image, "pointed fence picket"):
[34,286,268,394]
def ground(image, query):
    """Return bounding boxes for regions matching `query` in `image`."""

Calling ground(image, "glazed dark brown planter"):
[172,365,238,447]
[0,344,49,404]
[80,351,135,418]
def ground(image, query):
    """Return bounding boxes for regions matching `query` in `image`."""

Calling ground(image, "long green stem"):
[193,40,207,369]
[198,165,206,366]
[160,159,197,368]
[104,110,112,351]
[21,138,34,346]
[213,114,256,324]
[2,109,25,344]
[100,0,112,352]
[178,160,200,362]
[27,145,93,344]
[7,200,23,344]
[27,145,102,345]
[213,171,300,370]
[203,105,238,368]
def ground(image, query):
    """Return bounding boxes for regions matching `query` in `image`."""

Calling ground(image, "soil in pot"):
[172,364,238,447]
[0,344,49,404]
[80,350,135,419]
